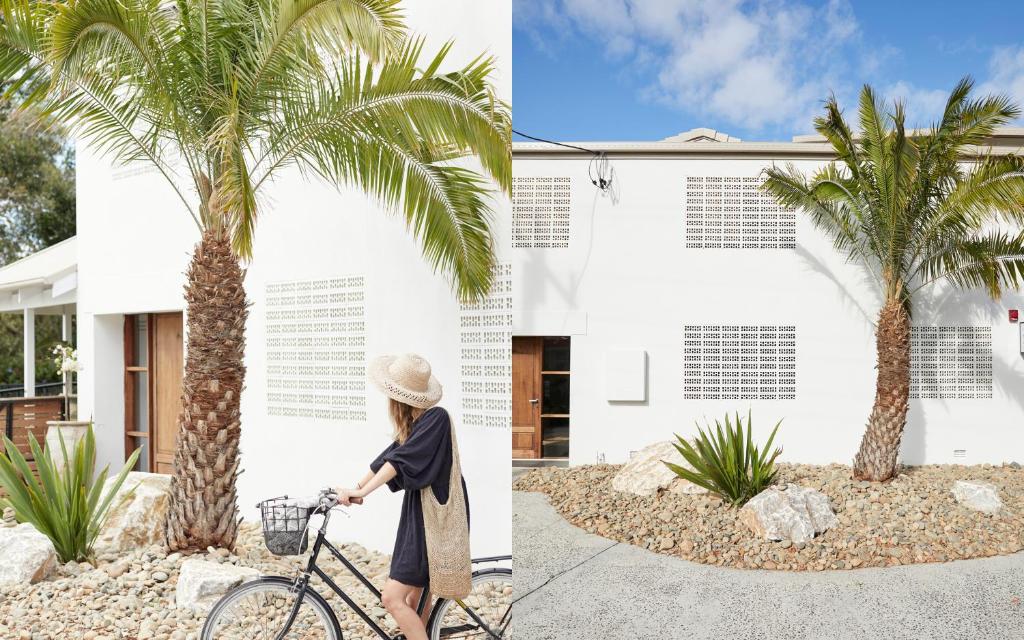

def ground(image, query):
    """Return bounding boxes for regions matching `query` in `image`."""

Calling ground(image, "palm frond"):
[912,230,1024,299]
[764,76,1024,309]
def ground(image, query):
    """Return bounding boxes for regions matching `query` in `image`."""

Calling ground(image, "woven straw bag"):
[420,422,471,599]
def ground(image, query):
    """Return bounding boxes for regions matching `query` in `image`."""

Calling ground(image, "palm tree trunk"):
[165,228,247,551]
[853,301,911,482]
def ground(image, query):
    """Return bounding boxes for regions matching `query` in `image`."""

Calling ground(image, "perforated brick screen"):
[685,176,796,249]
[460,263,512,428]
[265,276,367,420]
[512,177,571,248]
[910,326,993,399]
[683,324,797,400]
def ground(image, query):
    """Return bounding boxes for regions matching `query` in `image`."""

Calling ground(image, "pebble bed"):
[514,463,1024,571]
[0,522,505,640]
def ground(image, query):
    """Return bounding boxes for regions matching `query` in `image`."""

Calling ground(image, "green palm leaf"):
[0,0,509,300]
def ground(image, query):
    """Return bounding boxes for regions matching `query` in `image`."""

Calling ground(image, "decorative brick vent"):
[266,276,367,420]
[112,164,159,180]
[910,326,992,399]
[683,325,797,400]
[512,177,571,248]
[460,263,512,428]
[684,176,796,249]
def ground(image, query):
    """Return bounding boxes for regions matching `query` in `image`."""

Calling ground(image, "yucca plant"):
[664,412,782,507]
[0,426,139,562]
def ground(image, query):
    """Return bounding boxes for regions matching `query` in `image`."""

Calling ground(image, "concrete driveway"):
[513,491,1024,639]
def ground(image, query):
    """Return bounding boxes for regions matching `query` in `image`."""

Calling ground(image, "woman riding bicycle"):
[334,353,470,640]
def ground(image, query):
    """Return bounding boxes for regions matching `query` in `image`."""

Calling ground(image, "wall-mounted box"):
[606,349,647,402]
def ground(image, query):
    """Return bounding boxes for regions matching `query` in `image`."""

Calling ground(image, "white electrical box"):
[1020,323,1024,354]
[606,349,647,402]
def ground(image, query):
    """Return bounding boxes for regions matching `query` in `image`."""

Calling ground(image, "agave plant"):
[664,412,782,507]
[0,426,139,562]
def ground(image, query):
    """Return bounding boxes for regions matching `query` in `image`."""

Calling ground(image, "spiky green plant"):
[0,0,510,549]
[664,412,782,507]
[0,426,140,563]
[761,77,1024,482]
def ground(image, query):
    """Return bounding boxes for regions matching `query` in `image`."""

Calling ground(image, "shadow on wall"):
[793,244,879,331]
[516,181,618,322]
[795,242,1022,465]
[899,285,1022,464]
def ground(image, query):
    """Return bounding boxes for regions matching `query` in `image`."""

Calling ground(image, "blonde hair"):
[389,398,420,444]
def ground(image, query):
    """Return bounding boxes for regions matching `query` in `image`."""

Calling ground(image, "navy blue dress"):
[370,406,470,587]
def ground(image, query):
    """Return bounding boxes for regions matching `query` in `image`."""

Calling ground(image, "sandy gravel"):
[513,462,1024,570]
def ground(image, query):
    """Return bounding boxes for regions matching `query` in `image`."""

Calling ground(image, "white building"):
[511,128,1024,467]
[71,1,512,557]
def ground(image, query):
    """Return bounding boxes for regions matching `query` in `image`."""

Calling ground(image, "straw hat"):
[368,353,443,409]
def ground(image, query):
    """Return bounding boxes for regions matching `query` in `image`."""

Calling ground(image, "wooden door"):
[151,313,183,474]
[512,337,542,459]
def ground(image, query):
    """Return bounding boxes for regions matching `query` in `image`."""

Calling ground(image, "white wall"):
[512,154,1024,466]
[76,0,511,557]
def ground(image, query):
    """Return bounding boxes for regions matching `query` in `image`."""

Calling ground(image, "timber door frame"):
[124,312,183,472]
[512,337,542,459]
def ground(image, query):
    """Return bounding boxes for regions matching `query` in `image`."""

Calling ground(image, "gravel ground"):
[513,463,1024,571]
[0,522,508,640]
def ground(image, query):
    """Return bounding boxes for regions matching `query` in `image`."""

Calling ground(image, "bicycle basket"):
[259,497,318,556]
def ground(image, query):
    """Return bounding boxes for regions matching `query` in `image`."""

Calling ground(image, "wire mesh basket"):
[259,497,318,556]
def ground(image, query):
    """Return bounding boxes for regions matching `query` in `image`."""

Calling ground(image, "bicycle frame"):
[276,508,511,640]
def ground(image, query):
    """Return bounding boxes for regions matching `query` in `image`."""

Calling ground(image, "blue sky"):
[513,0,1024,142]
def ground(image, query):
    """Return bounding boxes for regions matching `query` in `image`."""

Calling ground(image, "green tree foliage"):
[0,94,75,389]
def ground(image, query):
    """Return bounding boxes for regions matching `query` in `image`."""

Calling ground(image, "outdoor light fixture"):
[1010,309,1019,323]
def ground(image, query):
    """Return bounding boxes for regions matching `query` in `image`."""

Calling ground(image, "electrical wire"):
[513,128,614,194]
[512,129,600,155]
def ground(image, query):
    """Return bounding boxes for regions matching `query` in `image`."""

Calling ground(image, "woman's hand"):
[333,487,364,506]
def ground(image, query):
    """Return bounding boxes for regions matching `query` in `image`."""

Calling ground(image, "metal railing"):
[0,381,73,399]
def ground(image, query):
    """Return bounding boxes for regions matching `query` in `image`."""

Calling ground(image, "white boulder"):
[951,480,1003,515]
[0,523,57,586]
[611,441,707,497]
[739,484,837,543]
[94,472,171,556]
[176,559,260,612]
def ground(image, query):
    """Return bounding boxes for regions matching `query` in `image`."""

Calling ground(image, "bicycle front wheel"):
[427,567,513,640]
[201,576,342,640]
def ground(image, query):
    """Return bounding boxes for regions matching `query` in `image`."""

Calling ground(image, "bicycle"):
[200,488,513,639]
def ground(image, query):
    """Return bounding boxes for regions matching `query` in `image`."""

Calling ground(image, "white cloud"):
[881,81,950,129]
[978,46,1024,123]
[514,0,861,136]
[516,0,1024,136]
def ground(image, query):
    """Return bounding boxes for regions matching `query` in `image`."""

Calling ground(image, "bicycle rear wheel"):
[201,576,342,640]
[427,568,513,639]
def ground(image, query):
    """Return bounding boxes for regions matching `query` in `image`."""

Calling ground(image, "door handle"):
[528,398,539,404]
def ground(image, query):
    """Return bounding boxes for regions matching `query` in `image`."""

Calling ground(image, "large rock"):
[611,441,707,496]
[176,559,260,612]
[0,523,57,586]
[94,472,171,556]
[952,480,1002,514]
[739,484,837,543]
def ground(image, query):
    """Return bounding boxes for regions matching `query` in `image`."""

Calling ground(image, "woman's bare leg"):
[405,587,432,627]
[382,579,428,640]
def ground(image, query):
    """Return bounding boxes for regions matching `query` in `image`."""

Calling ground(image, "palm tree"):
[762,78,1024,482]
[0,0,510,549]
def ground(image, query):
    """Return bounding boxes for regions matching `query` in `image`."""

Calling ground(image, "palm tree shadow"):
[913,286,1023,410]
[793,244,878,329]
